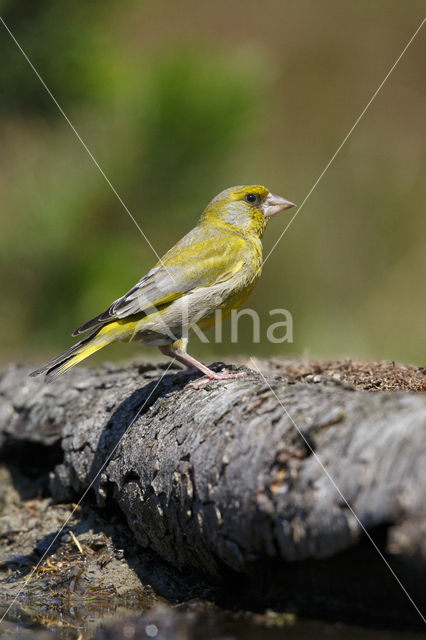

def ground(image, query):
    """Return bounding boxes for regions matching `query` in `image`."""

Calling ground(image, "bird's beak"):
[263,193,296,218]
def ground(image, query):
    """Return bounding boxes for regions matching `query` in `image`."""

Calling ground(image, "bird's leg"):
[159,344,199,375]
[161,338,247,389]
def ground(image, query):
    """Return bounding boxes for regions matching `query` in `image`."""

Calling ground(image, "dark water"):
[1,599,424,640]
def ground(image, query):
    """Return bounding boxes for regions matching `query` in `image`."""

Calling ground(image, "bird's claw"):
[185,370,247,390]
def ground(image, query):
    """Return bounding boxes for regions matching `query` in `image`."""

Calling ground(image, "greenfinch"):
[30,185,294,387]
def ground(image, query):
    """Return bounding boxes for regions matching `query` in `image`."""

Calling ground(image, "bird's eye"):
[245,193,258,204]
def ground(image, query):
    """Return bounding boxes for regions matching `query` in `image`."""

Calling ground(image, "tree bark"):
[1,361,425,624]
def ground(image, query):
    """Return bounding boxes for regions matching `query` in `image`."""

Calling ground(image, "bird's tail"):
[30,329,109,382]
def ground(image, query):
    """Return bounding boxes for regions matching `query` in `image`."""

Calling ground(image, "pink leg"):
[159,344,247,389]
[159,345,199,374]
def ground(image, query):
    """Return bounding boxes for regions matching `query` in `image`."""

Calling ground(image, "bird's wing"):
[72,228,246,336]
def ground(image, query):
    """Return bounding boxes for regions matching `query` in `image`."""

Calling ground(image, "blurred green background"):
[0,0,424,367]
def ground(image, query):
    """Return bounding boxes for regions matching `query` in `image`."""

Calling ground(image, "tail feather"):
[30,329,105,382]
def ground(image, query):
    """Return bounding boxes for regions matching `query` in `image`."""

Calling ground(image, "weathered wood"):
[1,361,425,623]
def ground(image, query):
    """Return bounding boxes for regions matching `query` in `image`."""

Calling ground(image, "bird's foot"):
[173,360,226,382]
[185,369,247,390]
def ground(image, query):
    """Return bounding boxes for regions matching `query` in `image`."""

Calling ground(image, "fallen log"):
[0,361,425,625]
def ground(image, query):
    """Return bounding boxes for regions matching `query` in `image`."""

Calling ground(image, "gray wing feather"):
[72,226,241,336]
[72,267,178,336]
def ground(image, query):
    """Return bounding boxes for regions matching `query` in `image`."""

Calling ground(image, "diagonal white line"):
[250,357,426,625]
[264,17,425,266]
[0,16,175,281]
[0,361,176,624]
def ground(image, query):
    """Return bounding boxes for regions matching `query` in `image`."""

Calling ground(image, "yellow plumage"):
[30,185,294,386]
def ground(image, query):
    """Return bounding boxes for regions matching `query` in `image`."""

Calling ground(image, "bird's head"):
[200,185,295,238]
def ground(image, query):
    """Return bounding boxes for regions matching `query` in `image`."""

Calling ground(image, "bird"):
[30,185,295,388]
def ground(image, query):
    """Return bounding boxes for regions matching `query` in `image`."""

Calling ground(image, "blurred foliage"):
[0,0,116,114]
[132,52,257,207]
[0,0,424,366]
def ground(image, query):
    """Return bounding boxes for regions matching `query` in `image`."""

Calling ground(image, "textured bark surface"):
[1,361,425,624]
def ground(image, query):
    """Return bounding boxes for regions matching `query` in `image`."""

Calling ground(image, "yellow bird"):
[30,185,294,388]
